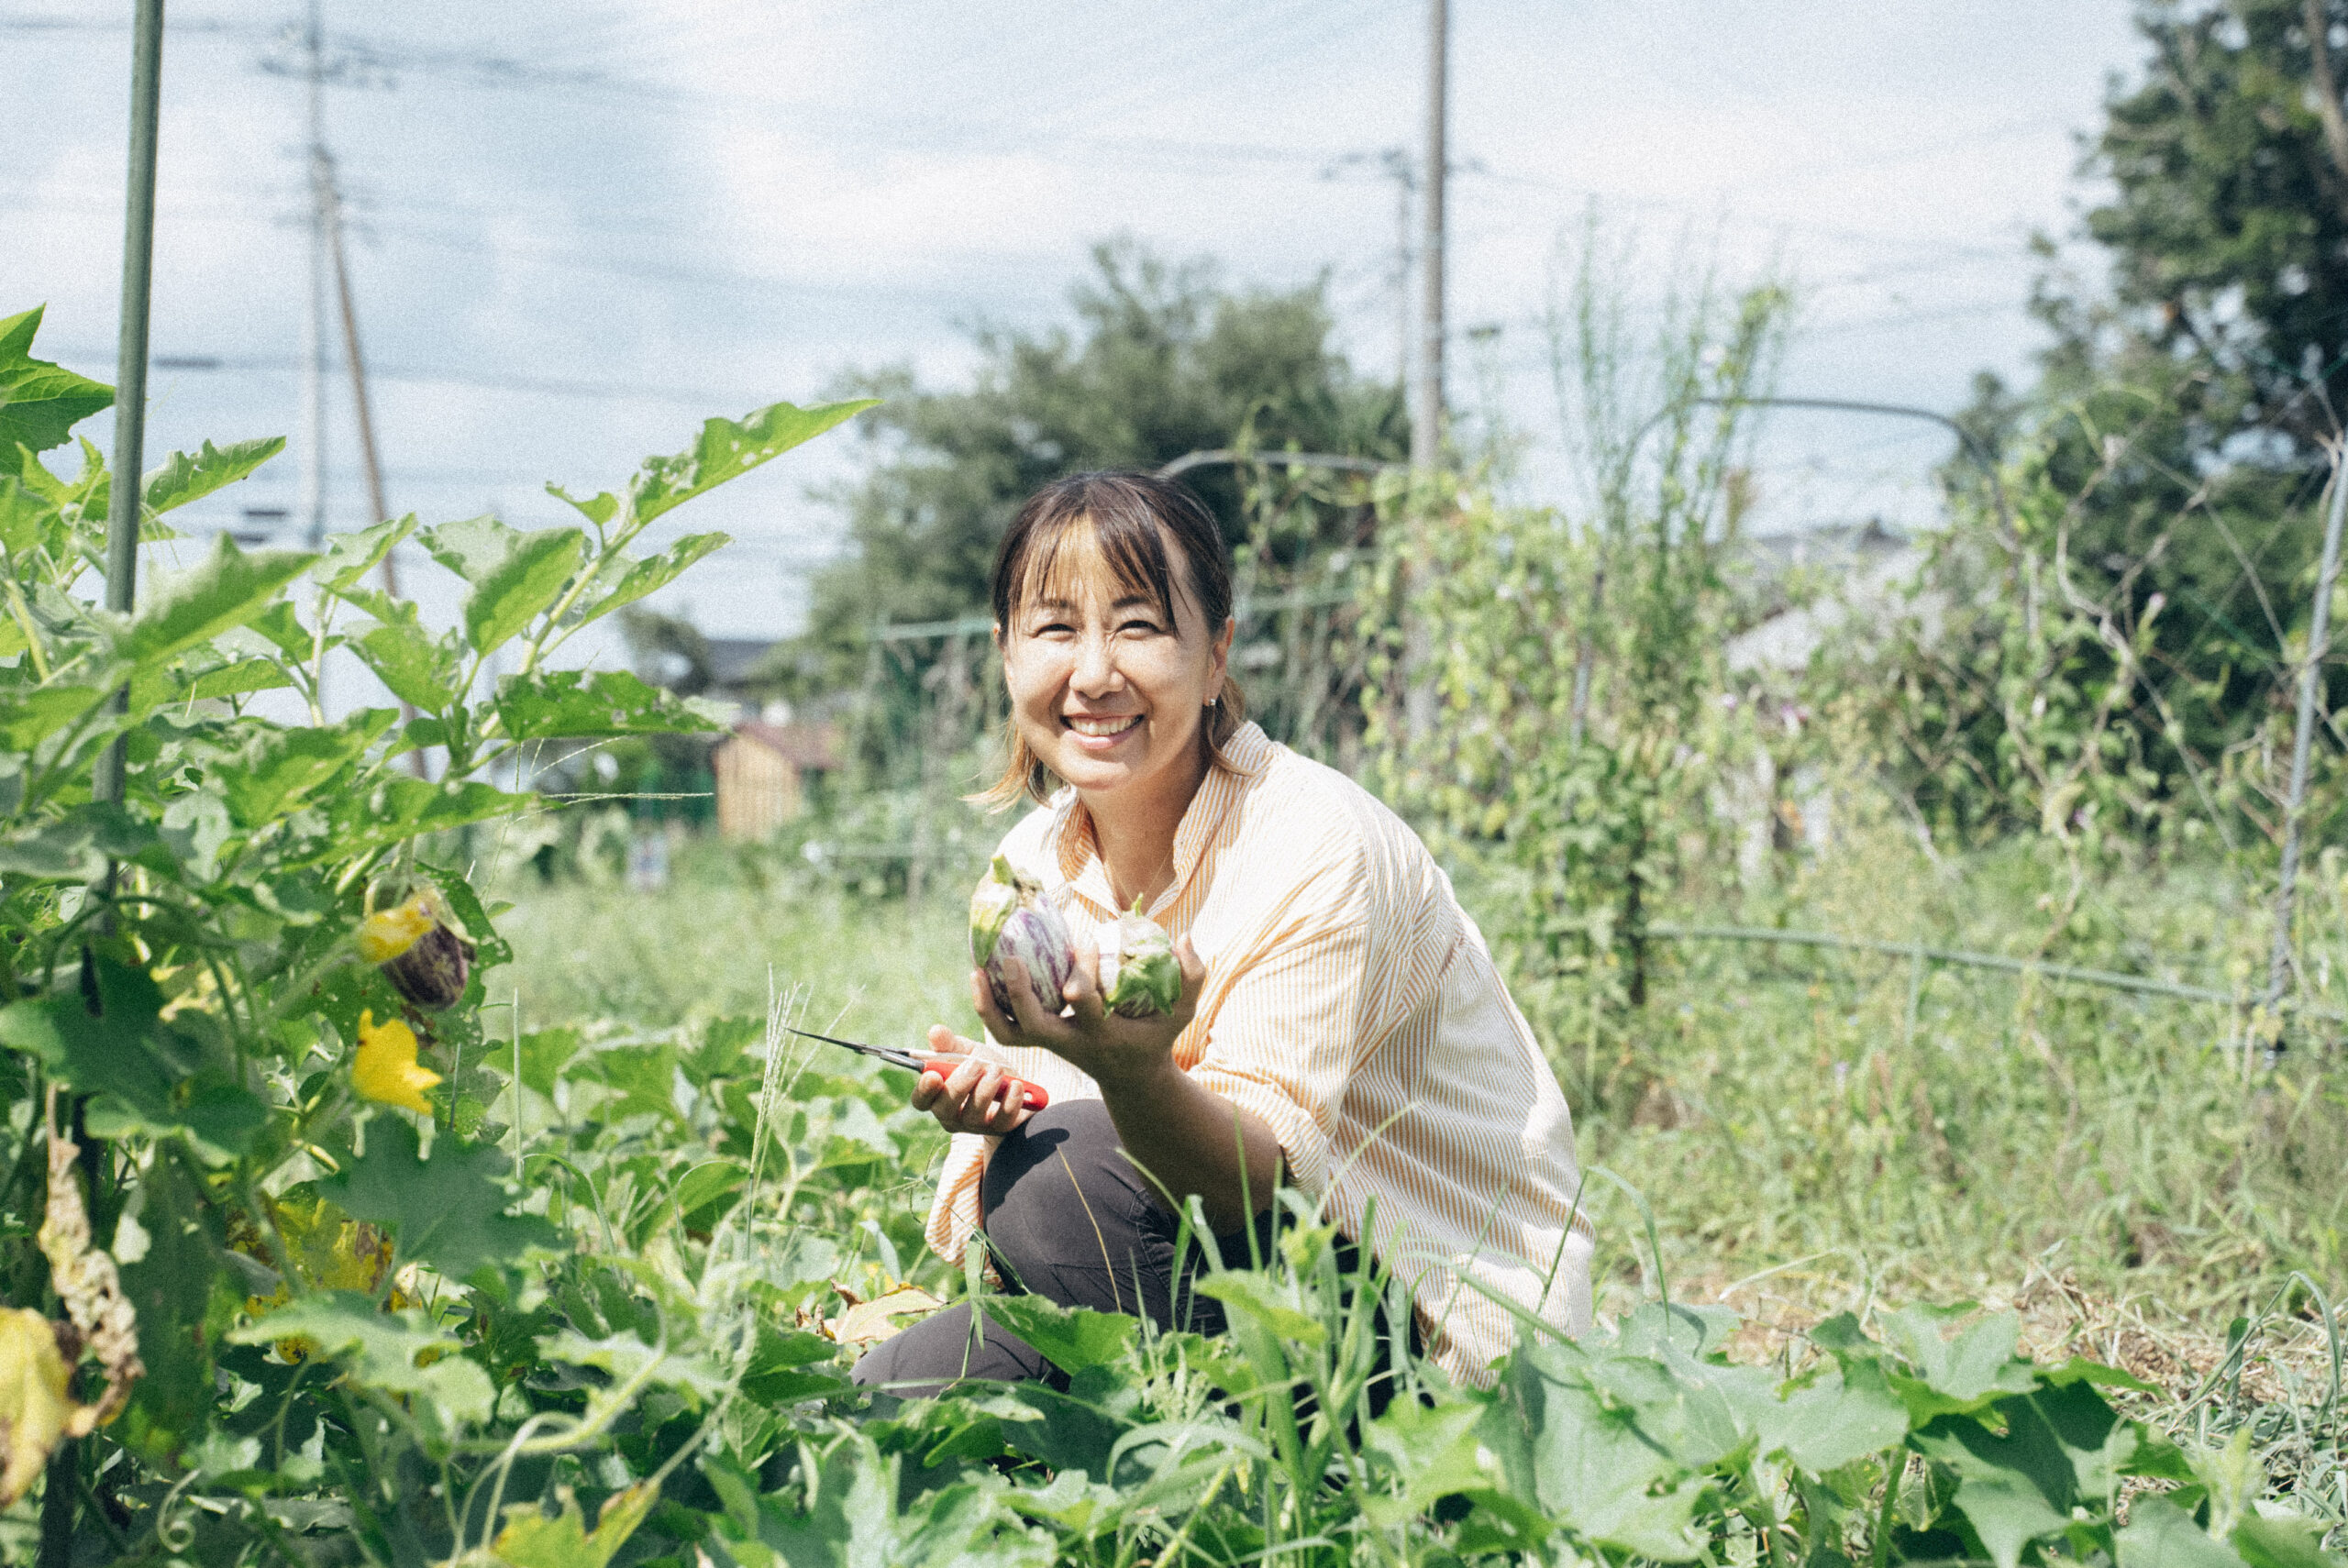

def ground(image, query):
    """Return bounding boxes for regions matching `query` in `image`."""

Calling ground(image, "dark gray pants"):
[853,1099,1408,1400]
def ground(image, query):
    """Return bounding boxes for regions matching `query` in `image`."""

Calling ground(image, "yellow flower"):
[356,896,435,964]
[353,1010,440,1115]
[0,1308,89,1507]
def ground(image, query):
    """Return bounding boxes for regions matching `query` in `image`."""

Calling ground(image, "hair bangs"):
[1002,498,1180,629]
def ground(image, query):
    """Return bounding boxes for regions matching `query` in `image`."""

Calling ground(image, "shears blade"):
[781,1023,926,1073]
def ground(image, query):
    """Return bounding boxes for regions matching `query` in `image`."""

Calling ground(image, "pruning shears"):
[781,1025,1050,1111]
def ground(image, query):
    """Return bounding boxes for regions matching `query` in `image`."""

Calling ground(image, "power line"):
[49,348,776,408]
[6,10,1371,175]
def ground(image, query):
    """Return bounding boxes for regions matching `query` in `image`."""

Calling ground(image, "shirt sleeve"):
[923,1132,993,1264]
[1184,835,1376,1206]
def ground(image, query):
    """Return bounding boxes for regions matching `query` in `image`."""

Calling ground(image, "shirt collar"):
[1052,722,1272,916]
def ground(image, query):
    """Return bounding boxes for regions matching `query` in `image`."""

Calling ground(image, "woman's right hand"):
[910,1025,1037,1136]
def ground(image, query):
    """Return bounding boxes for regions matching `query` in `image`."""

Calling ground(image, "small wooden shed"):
[711,721,839,840]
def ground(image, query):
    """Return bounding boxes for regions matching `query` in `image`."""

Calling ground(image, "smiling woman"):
[849,470,1596,1399]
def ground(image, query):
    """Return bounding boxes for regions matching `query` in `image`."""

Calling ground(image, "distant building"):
[1717,519,1938,881]
[711,721,840,840]
[705,638,780,708]
[1725,519,1930,676]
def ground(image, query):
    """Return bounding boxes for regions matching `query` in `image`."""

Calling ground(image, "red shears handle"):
[918,1055,1050,1112]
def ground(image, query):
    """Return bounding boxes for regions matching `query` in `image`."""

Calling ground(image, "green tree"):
[1908,1,2348,845]
[2083,0,2348,458]
[793,238,1406,675]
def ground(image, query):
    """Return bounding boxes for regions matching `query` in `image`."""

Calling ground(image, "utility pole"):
[1412,0,1447,469]
[299,0,327,551]
[324,167,395,591]
[1401,0,1449,744]
[324,163,426,773]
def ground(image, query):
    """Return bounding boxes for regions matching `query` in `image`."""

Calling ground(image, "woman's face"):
[998,523,1232,814]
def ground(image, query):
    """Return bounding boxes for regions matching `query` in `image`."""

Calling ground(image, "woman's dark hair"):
[980,470,1249,808]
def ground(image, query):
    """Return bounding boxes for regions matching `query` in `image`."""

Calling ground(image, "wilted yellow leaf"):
[828,1286,944,1347]
[0,1309,88,1507]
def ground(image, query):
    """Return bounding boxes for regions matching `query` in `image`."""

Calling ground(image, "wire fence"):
[1645,922,2342,1056]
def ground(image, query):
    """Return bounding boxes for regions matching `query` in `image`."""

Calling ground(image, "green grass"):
[496,822,2346,1325]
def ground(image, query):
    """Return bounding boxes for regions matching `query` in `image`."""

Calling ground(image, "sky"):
[4,0,2151,667]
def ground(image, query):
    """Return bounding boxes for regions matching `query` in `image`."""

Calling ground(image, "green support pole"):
[90,0,167,811]
[47,4,163,1562]
[2264,444,2348,1049]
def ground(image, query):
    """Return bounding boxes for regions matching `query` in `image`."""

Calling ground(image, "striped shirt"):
[924,722,1595,1385]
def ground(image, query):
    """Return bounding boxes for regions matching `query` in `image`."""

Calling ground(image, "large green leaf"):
[537,1328,728,1408]
[494,667,728,740]
[515,1025,581,1098]
[222,600,316,664]
[317,1116,557,1282]
[1953,1471,2088,1568]
[554,397,876,528]
[1482,1340,1711,1562]
[1914,1378,2140,1568]
[741,1432,1052,1568]
[419,514,583,657]
[216,710,398,828]
[314,512,418,593]
[1194,1271,1327,1348]
[129,436,284,518]
[0,306,112,456]
[490,1484,658,1568]
[0,955,185,1135]
[2229,1513,2337,1568]
[582,1043,680,1123]
[116,1156,227,1462]
[672,1159,747,1224]
[349,601,460,712]
[564,531,730,628]
[738,1323,850,1406]
[0,801,158,881]
[0,683,106,752]
[227,1292,496,1428]
[974,1297,1139,1374]
[312,776,534,862]
[1360,1397,1499,1528]
[1881,1305,2039,1419]
[1720,1355,1911,1473]
[2117,1496,2246,1568]
[116,535,318,671]
[177,657,293,702]
[0,472,58,556]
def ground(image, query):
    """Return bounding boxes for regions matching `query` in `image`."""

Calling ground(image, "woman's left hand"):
[974,936,1206,1092]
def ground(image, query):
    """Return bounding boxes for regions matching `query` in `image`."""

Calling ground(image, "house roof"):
[705,637,778,691]
[720,720,841,770]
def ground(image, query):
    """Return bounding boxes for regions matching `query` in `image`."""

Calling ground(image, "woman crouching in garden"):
[851,469,1594,1398]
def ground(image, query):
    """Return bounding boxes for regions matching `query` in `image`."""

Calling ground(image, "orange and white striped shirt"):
[924,722,1595,1386]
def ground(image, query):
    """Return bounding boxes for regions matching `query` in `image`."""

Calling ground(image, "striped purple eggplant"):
[970,855,1075,1017]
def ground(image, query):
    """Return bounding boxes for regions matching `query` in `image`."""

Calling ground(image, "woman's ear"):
[1208,615,1235,700]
